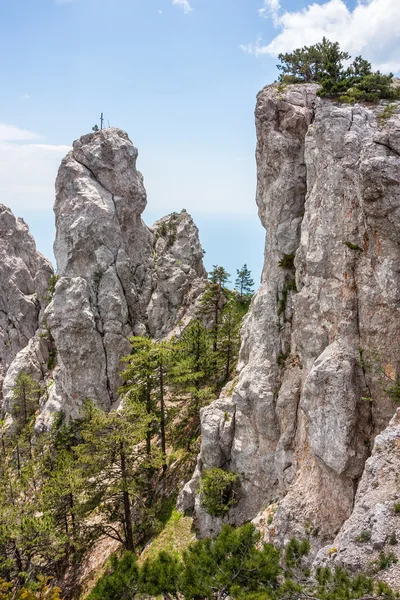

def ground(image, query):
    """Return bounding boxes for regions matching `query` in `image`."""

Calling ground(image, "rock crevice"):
[3,128,207,423]
[184,85,400,555]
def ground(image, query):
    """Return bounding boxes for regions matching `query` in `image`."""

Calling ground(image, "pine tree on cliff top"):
[277,37,399,103]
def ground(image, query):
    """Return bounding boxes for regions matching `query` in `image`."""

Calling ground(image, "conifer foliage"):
[0,262,253,597]
[278,37,400,103]
[88,522,393,600]
[235,263,255,300]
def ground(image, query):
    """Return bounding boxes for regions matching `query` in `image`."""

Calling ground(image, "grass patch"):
[377,103,397,125]
[139,509,194,563]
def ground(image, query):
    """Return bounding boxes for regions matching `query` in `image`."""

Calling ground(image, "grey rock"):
[41,128,206,419]
[0,204,53,404]
[316,409,400,577]
[185,85,400,546]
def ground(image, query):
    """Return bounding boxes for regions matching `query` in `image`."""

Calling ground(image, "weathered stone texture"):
[0,205,53,403]
[3,128,207,422]
[43,128,206,418]
[184,85,400,547]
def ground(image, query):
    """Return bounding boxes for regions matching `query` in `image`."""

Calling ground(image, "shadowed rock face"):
[182,85,400,552]
[0,205,53,404]
[3,128,207,425]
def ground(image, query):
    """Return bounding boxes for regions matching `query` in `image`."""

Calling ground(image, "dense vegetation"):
[0,265,253,598]
[277,38,400,104]
[88,522,398,600]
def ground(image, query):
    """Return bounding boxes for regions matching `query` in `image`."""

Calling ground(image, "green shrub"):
[158,221,168,237]
[47,349,57,371]
[356,530,371,543]
[389,532,398,546]
[377,103,397,125]
[199,467,239,517]
[277,37,399,104]
[394,502,400,514]
[278,253,295,269]
[285,538,310,570]
[277,351,289,368]
[388,377,400,403]
[44,274,59,305]
[278,277,297,317]
[88,552,139,600]
[344,240,363,251]
[371,551,398,572]
[339,95,356,104]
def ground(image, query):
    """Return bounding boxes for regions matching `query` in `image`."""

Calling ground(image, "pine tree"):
[121,337,173,471]
[120,337,159,456]
[88,552,139,600]
[74,399,154,552]
[12,373,40,431]
[201,266,230,352]
[171,320,215,393]
[217,300,242,381]
[169,320,216,450]
[235,264,255,300]
[277,37,399,103]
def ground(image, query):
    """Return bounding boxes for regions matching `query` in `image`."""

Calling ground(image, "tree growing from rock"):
[277,37,400,103]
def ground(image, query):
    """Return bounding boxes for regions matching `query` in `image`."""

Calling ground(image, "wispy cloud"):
[258,0,281,26]
[0,124,70,211]
[242,0,400,73]
[0,123,43,142]
[172,0,193,14]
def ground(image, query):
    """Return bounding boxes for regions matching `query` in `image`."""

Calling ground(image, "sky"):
[1,0,400,285]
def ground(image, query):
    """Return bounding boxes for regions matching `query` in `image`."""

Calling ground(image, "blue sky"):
[1,0,399,285]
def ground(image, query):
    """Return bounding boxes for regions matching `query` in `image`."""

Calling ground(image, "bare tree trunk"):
[120,444,134,552]
[160,365,167,474]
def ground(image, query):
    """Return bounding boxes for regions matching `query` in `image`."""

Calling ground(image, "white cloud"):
[258,0,281,25]
[172,0,193,15]
[0,123,43,142]
[242,0,400,73]
[0,125,70,211]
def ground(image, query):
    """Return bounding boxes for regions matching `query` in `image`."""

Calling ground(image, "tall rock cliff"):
[183,84,400,559]
[0,205,53,403]
[3,128,207,423]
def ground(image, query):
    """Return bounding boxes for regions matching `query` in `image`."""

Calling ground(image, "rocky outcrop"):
[183,84,400,547]
[316,408,400,584]
[0,205,53,404]
[36,128,207,420]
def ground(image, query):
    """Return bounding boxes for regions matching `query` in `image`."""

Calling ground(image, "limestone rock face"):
[41,128,206,419]
[0,205,53,402]
[316,408,400,583]
[184,85,400,545]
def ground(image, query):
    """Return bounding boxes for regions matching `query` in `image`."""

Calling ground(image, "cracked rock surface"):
[316,408,400,583]
[183,84,400,549]
[0,205,53,404]
[4,128,207,422]
[44,128,206,419]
